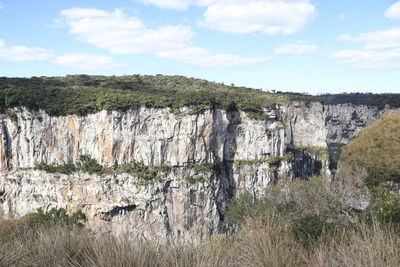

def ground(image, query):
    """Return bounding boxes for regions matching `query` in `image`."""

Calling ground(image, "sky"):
[1,0,400,94]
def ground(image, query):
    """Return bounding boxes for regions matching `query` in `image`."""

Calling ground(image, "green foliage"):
[321,93,400,109]
[292,215,335,248]
[34,162,76,174]
[0,75,319,118]
[189,162,222,173]
[79,155,105,174]
[28,208,87,228]
[291,145,327,153]
[371,187,400,223]
[340,112,400,186]
[116,161,171,183]
[233,153,294,166]
[186,176,207,184]
[225,190,296,226]
[224,176,374,247]
[225,193,262,225]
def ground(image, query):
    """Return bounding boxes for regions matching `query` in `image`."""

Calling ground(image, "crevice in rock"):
[101,204,137,220]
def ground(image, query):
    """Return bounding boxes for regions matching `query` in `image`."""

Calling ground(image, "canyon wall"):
[0,102,396,242]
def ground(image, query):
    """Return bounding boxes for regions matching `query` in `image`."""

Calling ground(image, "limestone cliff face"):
[0,103,396,242]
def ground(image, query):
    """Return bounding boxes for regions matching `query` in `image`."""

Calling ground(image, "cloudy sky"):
[1,0,400,94]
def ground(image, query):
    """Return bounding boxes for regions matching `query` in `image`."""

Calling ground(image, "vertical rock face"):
[0,103,397,242]
[324,104,397,169]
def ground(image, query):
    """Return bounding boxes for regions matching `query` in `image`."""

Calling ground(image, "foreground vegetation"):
[1,176,399,267]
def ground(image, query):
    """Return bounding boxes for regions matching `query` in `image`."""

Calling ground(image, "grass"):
[1,210,399,266]
[339,111,400,186]
[1,176,399,266]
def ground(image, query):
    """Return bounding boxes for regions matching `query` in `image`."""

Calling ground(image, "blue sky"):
[1,0,400,94]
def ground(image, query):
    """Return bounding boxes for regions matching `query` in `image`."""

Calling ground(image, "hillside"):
[0,75,317,117]
[340,111,400,186]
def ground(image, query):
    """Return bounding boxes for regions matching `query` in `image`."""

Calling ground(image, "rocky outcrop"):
[0,102,397,242]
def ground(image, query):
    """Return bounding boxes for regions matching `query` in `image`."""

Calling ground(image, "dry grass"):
[1,175,399,267]
[1,212,399,267]
[311,221,400,267]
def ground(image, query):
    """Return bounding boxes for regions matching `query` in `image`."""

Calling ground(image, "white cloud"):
[274,43,319,55]
[199,0,316,35]
[60,8,195,54]
[134,0,316,35]
[333,27,400,69]
[137,0,192,10]
[157,47,271,67]
[53,53,124,71]
[59,8,270,68]
[331,48,400,70]
[384,1,400,19]
[0,39,53,61]
[338,27,400,50]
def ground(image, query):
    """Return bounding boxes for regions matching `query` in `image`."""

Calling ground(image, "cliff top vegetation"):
[0,74,317,117]
[321,93,400,109]
[0,75,399,116]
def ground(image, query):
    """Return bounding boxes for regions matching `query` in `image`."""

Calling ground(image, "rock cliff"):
[0,102,397,242]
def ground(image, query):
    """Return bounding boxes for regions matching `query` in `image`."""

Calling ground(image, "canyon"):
[0,102,397,242]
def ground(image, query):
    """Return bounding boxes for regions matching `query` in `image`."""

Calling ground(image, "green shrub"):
[224,176,369,236]
[34,162,76,174]
[225,192,258,225]
[292,215,335,248]
[79,155,105,174]
[186,176,207,184]
[28,208,87,228]
[116,161,170,182]
[189,162,222,173]
[233,153,294,166]
[371,187,400,223]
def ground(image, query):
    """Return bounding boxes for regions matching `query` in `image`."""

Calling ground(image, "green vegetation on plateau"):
[0,75,318,117]
[321,93,400,109]
[1,75,399,117]
[340,111,400,186]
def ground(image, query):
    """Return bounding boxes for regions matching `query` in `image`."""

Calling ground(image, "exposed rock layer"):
[0,103,397,242]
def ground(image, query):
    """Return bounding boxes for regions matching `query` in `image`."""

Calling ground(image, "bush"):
[225,192,258,225]
[292,215,335,248]
[28,208,87,228]
[189,162,222,173]
[371,187,400,223]
[34,162,76,174]
[79,155,105,174]
[224,176,374,248]
[116,161,167,182]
